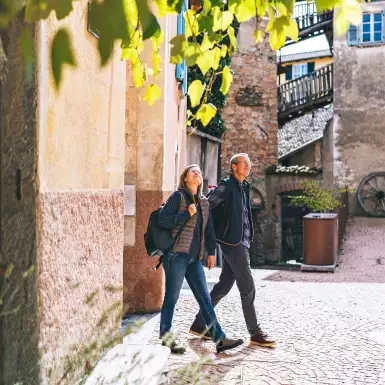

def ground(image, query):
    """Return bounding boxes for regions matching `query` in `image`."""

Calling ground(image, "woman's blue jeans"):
[160,252,225,343]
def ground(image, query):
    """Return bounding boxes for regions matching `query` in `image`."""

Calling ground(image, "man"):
[189,153,276,348]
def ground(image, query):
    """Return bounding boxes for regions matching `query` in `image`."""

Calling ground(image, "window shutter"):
[176,3,187,95]
[285,65,292,81]
[382,10,385,43]
[348,24,359,45]
[307,62,315,73]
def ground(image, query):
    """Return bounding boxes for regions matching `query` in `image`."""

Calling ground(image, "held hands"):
[188,204,197,217]
[207,255,216,270]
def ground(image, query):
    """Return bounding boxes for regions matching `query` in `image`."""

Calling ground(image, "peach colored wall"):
[37,0,126,191]
[123,14,187,313]
[34,0,126,382]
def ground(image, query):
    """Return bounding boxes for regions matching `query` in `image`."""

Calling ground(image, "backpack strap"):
[153,192,189,271]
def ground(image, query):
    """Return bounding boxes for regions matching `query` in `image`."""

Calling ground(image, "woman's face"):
[184,166,203,187]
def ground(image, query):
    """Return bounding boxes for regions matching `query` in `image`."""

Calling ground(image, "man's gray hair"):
[230,153,249,173]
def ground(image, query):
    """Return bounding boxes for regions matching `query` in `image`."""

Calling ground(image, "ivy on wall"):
[187,20,239,138]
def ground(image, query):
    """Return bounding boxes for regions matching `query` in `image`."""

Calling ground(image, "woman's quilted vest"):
[171,193,209,260]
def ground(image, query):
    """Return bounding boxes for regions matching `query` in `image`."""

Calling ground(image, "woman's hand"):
[188,204,197,217]
[207,255,216,270]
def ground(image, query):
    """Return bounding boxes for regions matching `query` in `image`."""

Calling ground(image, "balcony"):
[278,63,333,122]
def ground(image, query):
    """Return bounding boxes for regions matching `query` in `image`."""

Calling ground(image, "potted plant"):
[289,181,346,269]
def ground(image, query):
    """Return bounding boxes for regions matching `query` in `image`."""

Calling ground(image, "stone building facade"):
[220,18,278,265]
[333,1,385,214]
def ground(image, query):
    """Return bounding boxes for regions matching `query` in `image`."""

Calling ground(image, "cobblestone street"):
[152,218,385,385]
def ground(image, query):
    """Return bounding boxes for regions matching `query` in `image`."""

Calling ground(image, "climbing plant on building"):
[187,18,237,137]
[0,0,362,128]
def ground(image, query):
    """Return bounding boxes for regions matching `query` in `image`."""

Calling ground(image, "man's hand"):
[188,204,197,216]
[207,255,216,269]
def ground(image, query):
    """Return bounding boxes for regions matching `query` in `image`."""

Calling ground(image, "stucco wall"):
[38,190,123,384]
[37,0,126,191]
[36,0,126,382]
[333,2,385,214]
[0,15,39,385]
[123,14,187,314]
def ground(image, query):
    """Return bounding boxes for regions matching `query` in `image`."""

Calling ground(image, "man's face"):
[232,156,251,178]
[184,166,203,187]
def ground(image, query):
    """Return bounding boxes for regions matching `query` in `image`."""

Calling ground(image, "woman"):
[158,164,244,354]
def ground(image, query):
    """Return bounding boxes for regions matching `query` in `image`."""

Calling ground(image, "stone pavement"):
[267,217,385,283]
[151,267,385,385]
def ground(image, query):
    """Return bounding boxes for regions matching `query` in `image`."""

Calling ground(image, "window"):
[293,63,308,79]
[348,11,385,46]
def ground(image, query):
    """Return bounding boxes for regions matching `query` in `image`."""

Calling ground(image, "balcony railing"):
[278,63,333,119]
[293,2,333,32]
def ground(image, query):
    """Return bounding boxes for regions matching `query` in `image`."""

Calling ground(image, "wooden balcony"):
[285,2,333,45]
[278,63,333,122]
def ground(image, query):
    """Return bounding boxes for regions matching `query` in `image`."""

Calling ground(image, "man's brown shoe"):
[250,328,276,348]
[188,322,212,341]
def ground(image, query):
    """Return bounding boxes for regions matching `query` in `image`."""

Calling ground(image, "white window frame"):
[362,12,383,43]
[348,11,385,46]
[293,63,308,79]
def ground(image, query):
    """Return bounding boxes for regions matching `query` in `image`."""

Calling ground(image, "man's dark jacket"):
[208,175,254,246]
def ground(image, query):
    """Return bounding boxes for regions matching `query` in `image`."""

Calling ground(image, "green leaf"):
[22,265,35,279]
[220,45,228,57]
[197,14,214,31]
[335,1,362,36]
[256,0,268,16]
[170,34,187,64]
[196,103,217,126]
[121,47,139,62]
[212,46,221,70]
[184,41,201,66]
[228,0,256,23]
[196,49,214,75]
[315,0,338,12]
[51,28,76,90]
[228,26,237,55]
[4,263,14,278]
[25,0,73,22]
[20,25,34,83]
[253,29,265,43]
[98,37,115,66]
[220,66,233,95]
[268,15,298,50]
[201,33,215,51]
[152,51,161,77]
[185,9,200,38]
[151,30,165,51]
[203,0,212,15]
[132,60,146,87]
[144,84,161,105]
[154,0,184,15]
[211,7,234,32]
[136,0,161,40]
[92,0,130,65]
[167,0,185,13]
[188,80,206,107]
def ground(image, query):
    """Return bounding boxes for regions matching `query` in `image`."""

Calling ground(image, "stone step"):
[122,313,160,345]
[83,343,170,385]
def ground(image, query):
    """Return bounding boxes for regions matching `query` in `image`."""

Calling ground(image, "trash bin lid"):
[303,213,338,220]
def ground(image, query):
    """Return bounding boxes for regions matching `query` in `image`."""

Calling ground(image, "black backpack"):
[144,194,187,269]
